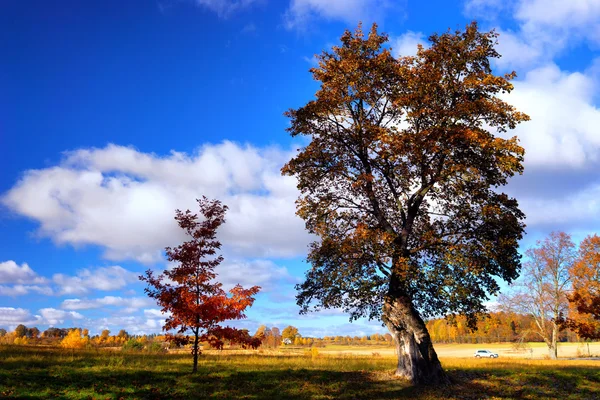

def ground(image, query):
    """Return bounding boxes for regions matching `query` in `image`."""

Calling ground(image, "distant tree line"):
[426,312,581,344]
[0,314,595,350]
[0,325,136,347]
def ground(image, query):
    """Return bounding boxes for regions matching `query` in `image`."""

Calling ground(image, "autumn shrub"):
[13,336,28,346]
[122,338,144,352]
[145,341,166,353]
[60,329,89,349]
[303,347,320,359]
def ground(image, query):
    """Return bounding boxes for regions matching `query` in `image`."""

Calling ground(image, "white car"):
[474,349,498,358]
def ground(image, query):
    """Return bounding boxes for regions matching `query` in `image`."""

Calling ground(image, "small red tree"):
[140,197,261,372]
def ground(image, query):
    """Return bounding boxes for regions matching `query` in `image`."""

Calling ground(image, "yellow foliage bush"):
[60,328,89,349]
[0,332,15,345]
[13,336,28,345]
[303,347,319,358]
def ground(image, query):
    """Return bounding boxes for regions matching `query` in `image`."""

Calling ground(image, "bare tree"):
[500,232,575,359]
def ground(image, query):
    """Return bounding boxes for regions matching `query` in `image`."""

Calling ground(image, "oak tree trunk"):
[382,295,450,385]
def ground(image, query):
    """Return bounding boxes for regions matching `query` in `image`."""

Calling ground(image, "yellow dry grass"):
[314,342,600,359]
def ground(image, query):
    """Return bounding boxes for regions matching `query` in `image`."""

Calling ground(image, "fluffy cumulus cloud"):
[460,0,600,234]
[53,266,140,295]
[0,307,41,327]
[515,0,600,35]
[0,307,87,330]
[0,263,141,297]
[391,31,426,58]
[0,260,47,284]
[466,0,600,30]
[503,64,600,168]
[60,296,154,311]
[143,308,167,318]
[465,0,600,69]
[38,308,84,326]
[218,259,296,292]
[500,172,597,246]
[2,142,310,264]
[492,28,547,71]
[0,261,52,297]
[284,0,396,31]
[495,64,600,231]
[517,182,600,232]
[0,285,53,297]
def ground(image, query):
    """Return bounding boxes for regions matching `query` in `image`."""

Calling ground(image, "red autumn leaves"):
[140,197,260,372]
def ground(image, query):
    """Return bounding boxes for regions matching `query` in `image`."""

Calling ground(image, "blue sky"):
[1,0,599,337]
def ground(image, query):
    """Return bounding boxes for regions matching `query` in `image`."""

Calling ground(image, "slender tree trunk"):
[550,323,558,359]
[382,294,450,385]
[192,332,200,373]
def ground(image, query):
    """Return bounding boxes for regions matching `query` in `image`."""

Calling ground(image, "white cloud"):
[0,261,52,297]
[283,0,395,31]
[218,259,295,292]
[519,182,600,229]
[515,0,600,32]
[493,28,546,71]
[61,296,154,310]
[0,284,53,297]
[2,141,311,264]
[0,307,41,328]
[465,0,600,30]
[38,308,83,326]
[502,64,600,168]
[459,0,600,234]
[0,260,47,284]
[143,308,167,318]
[465,0,600,69]
[53,266,140,295]
[391,31,425,58]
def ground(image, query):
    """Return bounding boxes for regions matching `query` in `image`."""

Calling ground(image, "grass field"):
[1,344,600,399]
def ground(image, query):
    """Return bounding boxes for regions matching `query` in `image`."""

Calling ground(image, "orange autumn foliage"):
[282,21,528,384]
[140,197,260,373]
[567,234,600,339]
[60,328,89,349]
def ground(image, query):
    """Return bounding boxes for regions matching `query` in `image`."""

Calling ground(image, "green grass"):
[1,345,600,399]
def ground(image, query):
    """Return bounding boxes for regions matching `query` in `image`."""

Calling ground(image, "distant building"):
[282,338,292,345]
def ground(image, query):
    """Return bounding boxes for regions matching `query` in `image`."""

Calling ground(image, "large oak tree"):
[282,23,528,384]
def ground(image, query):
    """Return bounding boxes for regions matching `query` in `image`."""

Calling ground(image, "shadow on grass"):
[2,347,600,399]
[430,364,600,400]
[1,367,409,399]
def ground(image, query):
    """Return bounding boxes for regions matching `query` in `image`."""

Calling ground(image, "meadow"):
[1,344,600,399]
